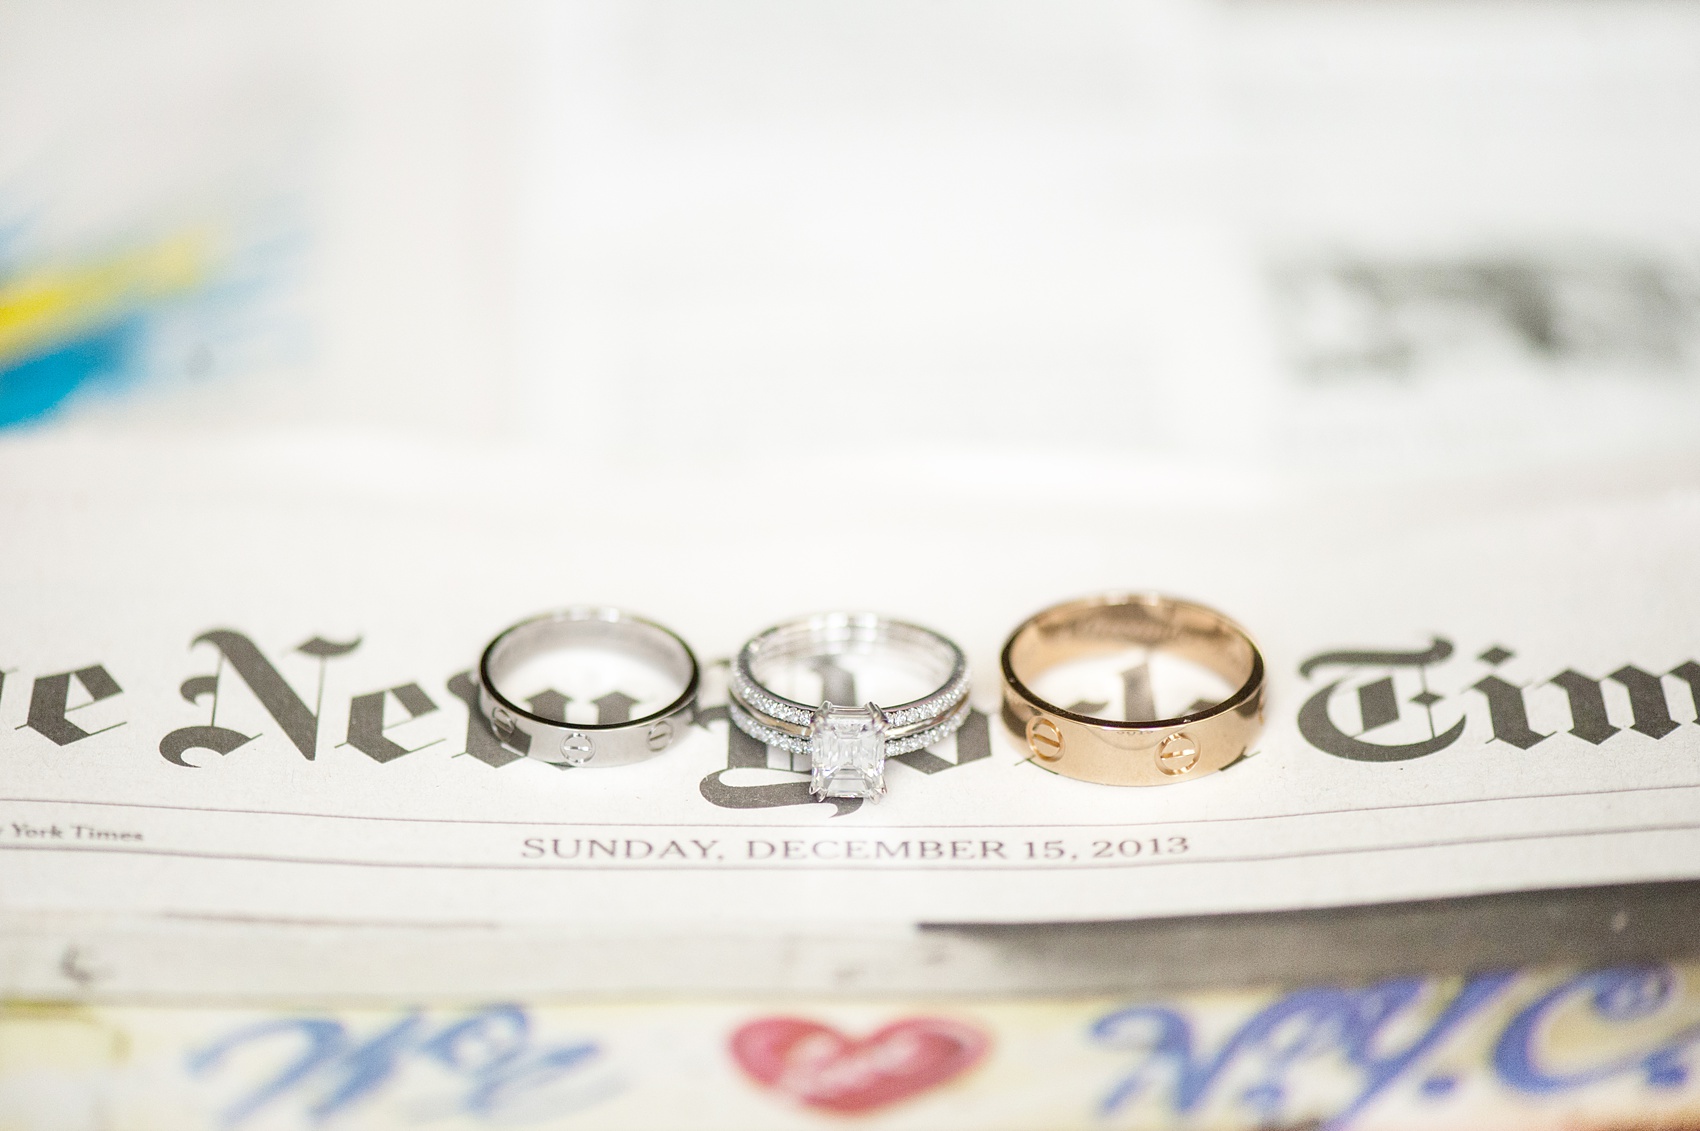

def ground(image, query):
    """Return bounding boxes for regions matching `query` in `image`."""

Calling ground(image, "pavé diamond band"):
[1000,593,1265,787]
[730,613,971,800]
[478,607,699,768]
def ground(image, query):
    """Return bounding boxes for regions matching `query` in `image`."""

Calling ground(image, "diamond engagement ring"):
[729,613,971,800]
[478,607,699,767]
[1000,593,1265,786]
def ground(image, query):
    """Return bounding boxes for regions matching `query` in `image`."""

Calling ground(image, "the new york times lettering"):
[1298,637,1700,761]
[17,624,1686,778]
[160,629,363,766]
[152,628,641,770]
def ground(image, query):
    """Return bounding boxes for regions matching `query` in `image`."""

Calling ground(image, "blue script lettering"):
[1494,965,1700,1095]
[1091,972,1516,1128]
[187,1004,610,1126]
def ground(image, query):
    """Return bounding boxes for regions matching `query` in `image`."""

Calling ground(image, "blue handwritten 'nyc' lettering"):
[1092,965,1700,1129]
[186,1004,613,1127]
[1091,973,1516,1127]
[1494,966,1700,1095]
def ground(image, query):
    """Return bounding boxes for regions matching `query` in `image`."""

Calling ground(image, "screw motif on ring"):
[1156,732,1200,776]
[561,733,594,765]
[1027,716,1064,761]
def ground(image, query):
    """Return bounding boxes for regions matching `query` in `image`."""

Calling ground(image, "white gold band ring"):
[478,607,699,768]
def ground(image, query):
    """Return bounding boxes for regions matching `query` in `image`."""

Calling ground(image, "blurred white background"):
[4,0,1700,506]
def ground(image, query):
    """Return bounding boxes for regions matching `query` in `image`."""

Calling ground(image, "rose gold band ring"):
[1000,593,1265,786]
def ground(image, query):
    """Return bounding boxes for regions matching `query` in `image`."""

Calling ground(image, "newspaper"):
[3,436,1698,944]
[7,0,1700,1005]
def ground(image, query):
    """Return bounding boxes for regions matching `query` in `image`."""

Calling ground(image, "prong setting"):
[807,701,889,799]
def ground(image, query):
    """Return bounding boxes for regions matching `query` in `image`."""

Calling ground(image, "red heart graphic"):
[730,1015,990,1115]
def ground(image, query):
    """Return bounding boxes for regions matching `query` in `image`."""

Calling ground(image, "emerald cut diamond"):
[808,701,888,799]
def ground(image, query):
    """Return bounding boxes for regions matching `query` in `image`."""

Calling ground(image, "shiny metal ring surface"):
[478,607,699,768]
[729,612,970,800]
[1000,593,1264,786]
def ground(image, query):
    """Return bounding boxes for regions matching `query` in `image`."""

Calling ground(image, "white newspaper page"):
[2,437,1698,933]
